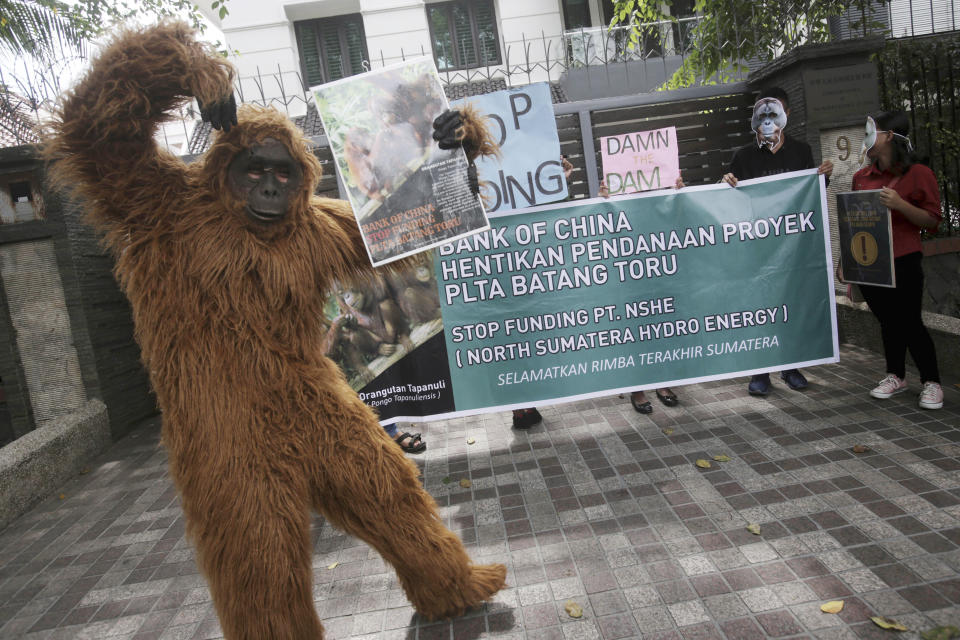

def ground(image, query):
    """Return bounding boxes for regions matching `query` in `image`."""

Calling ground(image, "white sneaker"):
[870,374,907,399]
[919,382,944,410]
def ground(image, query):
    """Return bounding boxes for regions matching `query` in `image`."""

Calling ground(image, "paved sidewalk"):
[2,344,960,640]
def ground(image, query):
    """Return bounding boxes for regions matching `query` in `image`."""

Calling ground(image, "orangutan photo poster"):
[312,58,490,266]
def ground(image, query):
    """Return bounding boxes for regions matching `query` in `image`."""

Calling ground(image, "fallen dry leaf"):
[871,616,908,631]
[58,494,65,500]
[459,478,472,488]
[663,428,674,435]
[441,476,451,484]
[921,625,960,640]
[695,459,712,469]
[466,437,476,445]
[564,600,583,618]
[852,444,869,453]
[820,600,844,614]
[713,454,731,462]
[746,523,761,535]
[327,562,338,570]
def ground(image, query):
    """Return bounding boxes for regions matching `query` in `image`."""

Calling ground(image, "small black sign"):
[836,190,895,287]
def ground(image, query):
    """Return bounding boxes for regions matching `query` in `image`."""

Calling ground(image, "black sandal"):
[394,432,426,453]
[630,393,653,414]
[512,408,542,429]
[656,390,679,407]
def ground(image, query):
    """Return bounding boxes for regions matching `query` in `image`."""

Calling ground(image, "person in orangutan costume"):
[45,22,505,640]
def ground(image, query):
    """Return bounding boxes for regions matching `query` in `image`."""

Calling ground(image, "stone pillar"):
[0,240,87,427]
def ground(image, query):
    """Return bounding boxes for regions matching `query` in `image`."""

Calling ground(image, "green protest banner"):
[436,170,837,413]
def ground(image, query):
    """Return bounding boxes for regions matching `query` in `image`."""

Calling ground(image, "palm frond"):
[0,0,89,62]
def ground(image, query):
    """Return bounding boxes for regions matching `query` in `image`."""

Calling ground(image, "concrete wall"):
[0,239,86,426]
[46,192,157,439]
[0,146,157,531]
[0,146,157,444]
[562,56,685,101]
[837,297,960,382]
[0,399,110,530]
[923,239,960,319]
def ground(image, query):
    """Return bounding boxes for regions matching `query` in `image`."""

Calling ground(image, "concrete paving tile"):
[3,347,960,639]
[702,592,750,620]
[631,605,674,632]
[739,585,784,612]
[666,600,709,627]
[769,579,817,605]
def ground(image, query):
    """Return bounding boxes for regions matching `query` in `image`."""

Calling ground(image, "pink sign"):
[600,126,680,194]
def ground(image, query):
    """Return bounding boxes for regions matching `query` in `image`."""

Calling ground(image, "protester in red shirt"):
[848,110,943,409]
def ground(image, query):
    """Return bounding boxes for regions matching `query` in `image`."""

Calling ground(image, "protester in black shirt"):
[722,87,833,397]
[727,134,817,181]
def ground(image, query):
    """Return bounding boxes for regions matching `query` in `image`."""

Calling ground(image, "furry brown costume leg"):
[46,22,505,640]
[309,370,505,618]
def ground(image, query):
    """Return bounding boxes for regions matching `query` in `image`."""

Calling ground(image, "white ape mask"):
[751,98,787,149]
[859,115,913,164]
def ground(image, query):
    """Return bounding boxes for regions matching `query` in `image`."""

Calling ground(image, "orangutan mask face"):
[751,98,787,149]
[228,138,303,223]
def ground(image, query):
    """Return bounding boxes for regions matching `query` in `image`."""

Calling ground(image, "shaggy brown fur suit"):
[46,22,505,640]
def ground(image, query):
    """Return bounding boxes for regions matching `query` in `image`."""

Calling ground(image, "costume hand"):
[675,175,685,189]
[433,109,476,155]
[722,173,738,187]
[197,93,237,132]
[818,160,834,178]
[879,186,905,210]
[561,155,574,180]
[835,262,845,283]
[598,180,610,199]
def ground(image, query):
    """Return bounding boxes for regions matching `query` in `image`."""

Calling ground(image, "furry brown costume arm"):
[46,22,234,237]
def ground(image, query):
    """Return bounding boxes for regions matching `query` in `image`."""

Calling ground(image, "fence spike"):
[275,64,289,114]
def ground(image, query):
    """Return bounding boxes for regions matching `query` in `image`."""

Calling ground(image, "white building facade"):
[199,0,656,116]
[195,0,959,120]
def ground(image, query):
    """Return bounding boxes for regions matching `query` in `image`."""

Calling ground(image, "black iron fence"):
[878,32,960,236]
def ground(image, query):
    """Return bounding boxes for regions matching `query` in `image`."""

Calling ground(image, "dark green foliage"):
[611,0,889,88]
[879,34,960,236]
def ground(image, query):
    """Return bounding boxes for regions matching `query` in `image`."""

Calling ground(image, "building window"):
[427,1,501,71]
[295,14,369,88]
[0,174,42,223]
[561,0,592,30]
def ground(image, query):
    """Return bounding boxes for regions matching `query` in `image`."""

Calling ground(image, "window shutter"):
[297,22,325,86]
[429,7,455,70]
[453,3,477,67]
[427,1,501,71]
[321,21,346,81]
[343,20,367,75]
[473,2,499,65]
